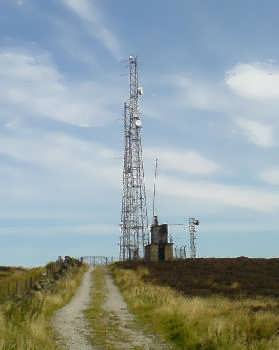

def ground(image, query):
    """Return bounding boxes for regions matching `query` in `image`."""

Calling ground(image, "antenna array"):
[120,56,149,260]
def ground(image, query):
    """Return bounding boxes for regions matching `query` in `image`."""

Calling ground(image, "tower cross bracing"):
[120,56,149,260]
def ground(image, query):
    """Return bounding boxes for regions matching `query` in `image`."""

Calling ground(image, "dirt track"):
[103,272,170,349]
[53,269,94,350]
[53,268,170,350]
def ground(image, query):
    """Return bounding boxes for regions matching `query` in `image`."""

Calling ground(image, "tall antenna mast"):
[120,56,149,260]
[152,158,158,218]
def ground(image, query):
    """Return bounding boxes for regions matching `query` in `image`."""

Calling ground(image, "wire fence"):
[81,256,115,266]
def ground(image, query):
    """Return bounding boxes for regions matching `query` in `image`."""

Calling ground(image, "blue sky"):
[1,0,279,266]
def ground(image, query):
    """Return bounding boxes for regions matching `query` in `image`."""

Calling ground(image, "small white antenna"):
[152,158,159,218]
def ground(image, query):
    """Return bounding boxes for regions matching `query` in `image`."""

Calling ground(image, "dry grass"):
[86,267,150,350]
[0,266,43,302]
[112,265,279,350]
[0,264,86,350]
[86,267,121,350]
[117,259,279,298]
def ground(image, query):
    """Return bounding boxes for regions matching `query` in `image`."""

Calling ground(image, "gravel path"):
[104,272,171,350]
[53,269,94,350]
[52,268,170,350]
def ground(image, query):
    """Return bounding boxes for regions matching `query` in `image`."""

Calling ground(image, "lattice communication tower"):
[189,218,199,258]
[120,56,149,260]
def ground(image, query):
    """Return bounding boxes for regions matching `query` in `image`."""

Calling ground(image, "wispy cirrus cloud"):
[0,128,120,195]
[166,74,231,112]
[0,223,117,236]
[235,118,274,148]
[260,168,279,185]
[162,61,279,149]
[158,174,279,213]
[61,0,122,59]
[167,62,279,116]
[145,147,221,175]
[0,126,122,240]
[0,48,122,127]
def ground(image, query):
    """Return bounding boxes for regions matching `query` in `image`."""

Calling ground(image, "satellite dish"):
[137,87,144,96]
[135,119,142,128]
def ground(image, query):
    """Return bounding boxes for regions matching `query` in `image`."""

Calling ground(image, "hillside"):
[117,258,279,297]
[112,258,279,349]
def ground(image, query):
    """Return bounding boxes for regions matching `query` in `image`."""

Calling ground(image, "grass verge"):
[0,267,44,302]
[112,265,279,350]
[86,267,146,350]
[86,267,121,350]
[0,264,86,350]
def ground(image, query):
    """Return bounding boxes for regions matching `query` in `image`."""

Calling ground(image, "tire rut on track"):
[103,271,171,350]
[53,268,171,350]
[53,269,95,350]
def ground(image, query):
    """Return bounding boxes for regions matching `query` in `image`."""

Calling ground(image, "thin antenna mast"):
[152,158,158,218]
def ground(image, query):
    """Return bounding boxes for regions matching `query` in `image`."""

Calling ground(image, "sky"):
[1,0,279,266]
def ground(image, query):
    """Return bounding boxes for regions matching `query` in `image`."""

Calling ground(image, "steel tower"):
[189,218,199,258]
[120,56,149,260]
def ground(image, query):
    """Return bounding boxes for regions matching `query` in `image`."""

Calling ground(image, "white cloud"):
[166,62,279,123]
[0,128,121,204]
[3,130,119,183]
[145,147,220,175]
[167,74,230,112]
[235,118,274,147]
[62,0,122,59]
[203,221,278,234]
[0,49,121,127]
[165,64,279,149]
[51,17,98,66]
[0,223,117,236]
[159,175,279,212]
[226,63,279,100]
[261,168,279,185]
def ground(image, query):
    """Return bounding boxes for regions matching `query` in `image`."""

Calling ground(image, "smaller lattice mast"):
[189,218,199,258]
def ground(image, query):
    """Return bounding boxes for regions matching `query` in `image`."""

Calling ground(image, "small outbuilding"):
[144,216,173,262]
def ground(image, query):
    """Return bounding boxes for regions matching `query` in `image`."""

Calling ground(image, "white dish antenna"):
[135,119,142,128]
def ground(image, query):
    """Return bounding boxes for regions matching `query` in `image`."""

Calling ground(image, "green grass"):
[86,267,149,350]
[112,265,279,350]
[86,267,120,350]
[0,264,86,350]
